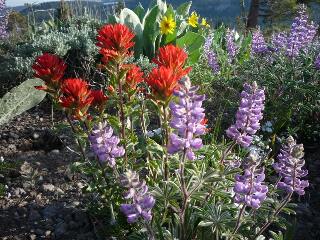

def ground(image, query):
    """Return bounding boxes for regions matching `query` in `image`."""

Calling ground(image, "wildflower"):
[203,36,220,73]
[251,29,269,55]
[146,66,179,101]
[167,77,206,160]
[160,15,176,35]
[273,136,309,195]
[89,122,125,166]
[96,23,135,63]
[315,53,320,70]
[0,0,8,39]
[59,78,93,119]
[286,5,317,58]
[153,44,191,80]
[120,170,155,223]
[124,64,144,91]
[200,18,210,28]
[90,90,108,111]
[271,32,287,52]
[32,53,67,92]
[234,167,268,209]
[226,28,237,62]
[188,12,199,28]
[226,82,265,148]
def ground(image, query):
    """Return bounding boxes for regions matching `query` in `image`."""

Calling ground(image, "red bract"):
[146,66,179,101]
[97,23,135,63]
[124,64,144,90]
[153,45,191,80]
[32,53,67,91]
[60,78,93,119]
[90,90,108,111]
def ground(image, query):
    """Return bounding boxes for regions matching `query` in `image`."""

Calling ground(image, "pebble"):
[45,230,51,237]
[42,183,55,192]
[51,149,60,154]
[9,132,19,139]
[29,234,37,240]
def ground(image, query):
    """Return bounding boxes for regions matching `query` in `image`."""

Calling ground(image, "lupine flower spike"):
[286,5,317,58]
[89,122,125,167]
[226,82,265,148]
[226,29,237,62]
[273,136,309,195]
[315,53,320,70]
[233,151,268,209]
[204,35,220,73]
[168,77,206,160]
[251,29,268,55]
[120,170,155,223]
[271,32,287,52]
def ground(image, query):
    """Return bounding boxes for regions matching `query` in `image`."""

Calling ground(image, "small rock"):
[42,205,59,218]
[32,133,40,139]
[8,144,17,151]
[45,230,51,237]
[20,162,33,175]
[42,183,55,192]
[71,201,80,207]
[56,187,64,195]
[29,234,37,240]
[13,187,26,197]
[51,149,60,154]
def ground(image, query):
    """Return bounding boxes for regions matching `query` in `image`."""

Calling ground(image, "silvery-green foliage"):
[0,78,46,126]
[126,54,156,75]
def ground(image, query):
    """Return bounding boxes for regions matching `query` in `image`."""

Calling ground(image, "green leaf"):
[176,1,192,16]
[177,32,205,64]
[0,78,46,126]
[198,221,214,227]
[142,6,161,58]
[134,3,145,22]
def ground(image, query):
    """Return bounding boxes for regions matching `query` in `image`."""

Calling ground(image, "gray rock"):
[29,234,37,240]
[51,149,60,154]
[45,230,51,237]
[42,183,55,192]
[13,187,26,197]
[9,132,19,139]
[42,205,59,218]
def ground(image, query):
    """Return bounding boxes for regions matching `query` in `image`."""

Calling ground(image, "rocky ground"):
[0,106,319,240]
[0,107,99,240]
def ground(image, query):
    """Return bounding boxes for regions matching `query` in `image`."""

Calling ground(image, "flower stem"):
[179,148,188,240]
[117,63,128,166]
[233,204,246,234]
[162,104,170,181]
[219,141,236,164]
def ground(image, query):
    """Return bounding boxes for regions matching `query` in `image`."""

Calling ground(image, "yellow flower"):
[160,15,176,35]
[201,18,210,28]
[188,12,199,28]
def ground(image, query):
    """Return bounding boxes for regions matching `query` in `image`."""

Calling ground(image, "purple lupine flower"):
[120,170,155,223]
[234,167,268,209]
[89,122,125,167]
[226,82,265,148]
[167,77,206,160]
[315,53,320,70]
[226,28,237,62]
[286,5,317,58]
[273,136,309,195]
[204,35,220,73]
[0,0,8,39]
[251,29,269,55]
[271,32,287,52]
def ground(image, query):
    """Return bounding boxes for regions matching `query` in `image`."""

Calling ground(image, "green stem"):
[162,104,170,181]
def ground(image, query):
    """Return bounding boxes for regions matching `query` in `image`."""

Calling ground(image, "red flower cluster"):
[97,23,135,64]
[90,90,108,111]
[59,78,95,120]
[124,64,144,91]
[32,53,67,93]
[147,45,191,101]
[153,44,191,80]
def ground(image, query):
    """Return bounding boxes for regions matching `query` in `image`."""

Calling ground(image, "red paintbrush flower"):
[59,78,93,119]
[146,66,179,101]
[153,45,191,80]
[90,90,108,112]
[123,64,144,90]
[32,53,67,92]
[97,23,135,63]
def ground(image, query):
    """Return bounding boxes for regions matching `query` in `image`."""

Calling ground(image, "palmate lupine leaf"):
[0,78,46,126]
